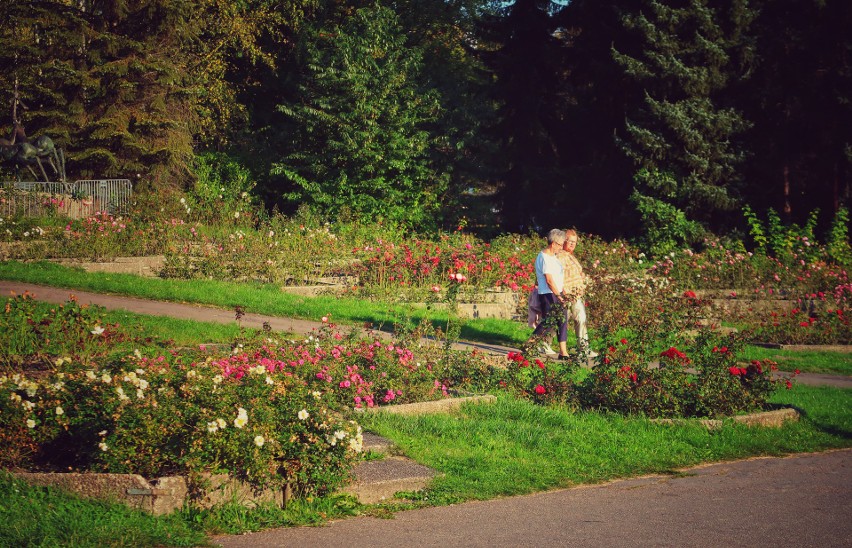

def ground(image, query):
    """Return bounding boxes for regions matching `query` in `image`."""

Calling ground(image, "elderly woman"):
[556,229,597,358]
[528,229,570,358]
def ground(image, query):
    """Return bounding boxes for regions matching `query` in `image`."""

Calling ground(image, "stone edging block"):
[356,395,497,416]
[651,407,800,430]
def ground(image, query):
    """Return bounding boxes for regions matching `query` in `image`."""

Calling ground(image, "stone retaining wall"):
[49,255,166,277]
[14,472,285,516]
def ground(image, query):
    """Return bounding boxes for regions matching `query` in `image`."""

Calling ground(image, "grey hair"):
[546,229,566,245]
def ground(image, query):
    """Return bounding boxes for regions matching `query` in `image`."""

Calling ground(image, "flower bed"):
[0,295,485,502]
[444,329,799,420]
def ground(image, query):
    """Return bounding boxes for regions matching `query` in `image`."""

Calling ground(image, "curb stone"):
[355,394,498,416]
[650,407,800,430]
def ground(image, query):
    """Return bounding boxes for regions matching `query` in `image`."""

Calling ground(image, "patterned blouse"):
[556,250,586,300]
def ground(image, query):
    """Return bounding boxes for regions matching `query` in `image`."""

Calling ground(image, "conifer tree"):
[0,0,286,188]
[272,4,447,228]
[739,0,851,222]
[613,0,755,228]
[480,0,570,233]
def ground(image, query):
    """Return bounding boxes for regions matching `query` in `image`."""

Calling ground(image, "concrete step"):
[342,433,440,504]
[362,432,394,454]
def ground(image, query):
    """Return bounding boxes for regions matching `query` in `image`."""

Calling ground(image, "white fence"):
[0,179,133,218]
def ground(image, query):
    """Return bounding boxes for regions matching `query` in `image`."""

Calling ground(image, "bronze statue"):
[0,123,65,182]
[0,84,66,182]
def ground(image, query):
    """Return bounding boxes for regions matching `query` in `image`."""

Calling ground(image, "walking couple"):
[527,228,596,360]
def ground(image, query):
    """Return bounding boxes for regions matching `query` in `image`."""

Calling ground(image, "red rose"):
[534,384,546,395]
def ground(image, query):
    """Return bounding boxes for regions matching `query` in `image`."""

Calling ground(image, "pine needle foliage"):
[272,3,448,229]
[613,0,755,223]
[0,0,288,189]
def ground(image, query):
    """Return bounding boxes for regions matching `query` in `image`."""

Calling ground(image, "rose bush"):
[0,341,363,497]
[0,296,496,499]
[576,330,794,418]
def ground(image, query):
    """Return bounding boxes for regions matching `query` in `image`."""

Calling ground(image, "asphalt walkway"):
[2,280,850,389]
[213,449,852,548]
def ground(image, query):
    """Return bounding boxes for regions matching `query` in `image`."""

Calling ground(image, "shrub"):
[0,294,140,371]
[743,305,851,345]
[0,351,362,496]
[0,298,377,497]
[827,206,852,267]
[576,330,793,418]
[185,152,260,228]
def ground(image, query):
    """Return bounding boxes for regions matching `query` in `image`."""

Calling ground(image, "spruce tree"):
[0,0,285,188]
[613,0,755,229]
[271,4,447,228]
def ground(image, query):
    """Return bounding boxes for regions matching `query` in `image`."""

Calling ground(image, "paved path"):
[213,449,852,548]
[3,280,850,389]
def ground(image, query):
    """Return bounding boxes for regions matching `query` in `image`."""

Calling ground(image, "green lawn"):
[361,384,852,505]
[740,345,852,376]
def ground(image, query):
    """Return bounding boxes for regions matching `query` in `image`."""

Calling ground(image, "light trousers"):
[565,297,589,350]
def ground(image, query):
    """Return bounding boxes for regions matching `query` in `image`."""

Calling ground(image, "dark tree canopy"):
[0,0,847,242]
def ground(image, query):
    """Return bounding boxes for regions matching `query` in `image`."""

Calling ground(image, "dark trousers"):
[532,292,568,343]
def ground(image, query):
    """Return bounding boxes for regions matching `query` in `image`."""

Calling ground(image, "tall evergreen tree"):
[271,4,447,228]
[613,0,755,231]
[0,0,287,188]
[739,0,851,223]
[554,0,643,238]
[479,0,570,233]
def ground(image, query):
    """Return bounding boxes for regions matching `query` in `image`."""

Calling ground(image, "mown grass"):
[0,471,362,547]
[100,308,277,348]
[740,345,852,376]
[0,472,209,547]
[361,384,852,505]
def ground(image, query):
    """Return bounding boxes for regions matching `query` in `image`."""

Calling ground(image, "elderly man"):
[557,229,597,358]
[529,229,570,358]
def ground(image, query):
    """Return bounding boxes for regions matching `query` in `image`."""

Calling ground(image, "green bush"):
[185,152,261,228]
[577,330,791,418]
[630,172,705,258]
[827,206,852,266]
[0,343,362,497]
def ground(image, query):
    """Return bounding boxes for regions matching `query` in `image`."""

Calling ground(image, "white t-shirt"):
[535,251,563,295]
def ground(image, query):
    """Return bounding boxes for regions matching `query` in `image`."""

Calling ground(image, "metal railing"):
[0,179,133,218]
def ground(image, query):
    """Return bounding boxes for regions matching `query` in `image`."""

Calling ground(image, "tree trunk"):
[782,163,791,221]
